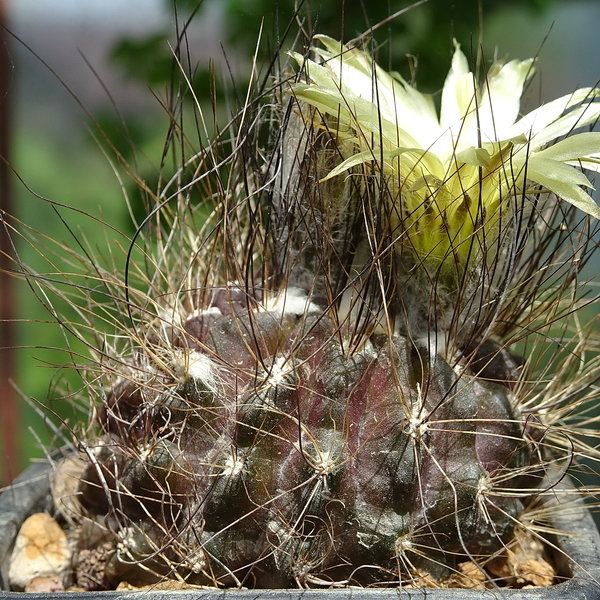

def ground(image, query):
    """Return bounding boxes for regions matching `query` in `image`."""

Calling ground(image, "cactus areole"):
[65,32,600,589]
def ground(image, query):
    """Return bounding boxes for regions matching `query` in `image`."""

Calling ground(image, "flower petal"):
[528,156,595,188]
[320,147,443,182]
[527,104,600,153]
[439,44,479,150]
[527,157,600,218]
[310,37,442,149]
[533,131,600,162]
[508,88,600,140]
[478,58,535,142]
[385,72,441,148]
[291,83,428,155]
[455,146,492,167]
[567,156,600,173]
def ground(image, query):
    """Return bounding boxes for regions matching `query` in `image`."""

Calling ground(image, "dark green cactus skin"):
[79,294,531,587]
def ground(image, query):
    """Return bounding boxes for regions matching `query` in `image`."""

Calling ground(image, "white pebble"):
[8,513,70,591]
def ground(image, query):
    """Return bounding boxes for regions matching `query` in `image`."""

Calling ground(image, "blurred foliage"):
[111,33,175,86]
[219,0,557,85]
[111,0,559,91]
[12,127,128,469]
[101,0,561,238]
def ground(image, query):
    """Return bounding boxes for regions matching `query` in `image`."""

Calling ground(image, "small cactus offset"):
[16,16,600,590]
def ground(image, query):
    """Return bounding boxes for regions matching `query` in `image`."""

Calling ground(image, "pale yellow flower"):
[290,36,600,280]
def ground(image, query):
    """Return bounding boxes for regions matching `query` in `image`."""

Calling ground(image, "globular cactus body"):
[80,291,531,586]
[34,21,600,591]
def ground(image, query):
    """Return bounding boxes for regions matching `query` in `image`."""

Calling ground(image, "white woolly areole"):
[265,355,291,387]
[341,336,377,358]
[157,305,185,332]
[222,453,244,477]
[185,306,223,321]
[407,383,428,440]
[260,287,319,316]
[172,349,217,389]
[181,549,207,574]
[416,332,446,358]
[117,527,138,552]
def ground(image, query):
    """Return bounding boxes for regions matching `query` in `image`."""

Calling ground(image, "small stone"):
[116,580,203,591]
[486,525,556,588]
[515,559,555,588]
[51,454,87,523]
[75,541,114,590]
[115,581,138,591]
[8,513,70,591]
[444,562,488,589]
[24,575,65,593]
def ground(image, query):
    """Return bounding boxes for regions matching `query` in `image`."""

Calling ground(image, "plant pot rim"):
[1,458,599,599]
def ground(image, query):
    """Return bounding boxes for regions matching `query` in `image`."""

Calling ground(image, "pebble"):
[8,512,70,591]
[24,575,65,593]
[51,454,87,523]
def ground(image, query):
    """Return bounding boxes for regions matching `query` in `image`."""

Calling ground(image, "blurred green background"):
[3,0,600,483]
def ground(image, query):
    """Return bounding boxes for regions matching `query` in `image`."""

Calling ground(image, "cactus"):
[16,20,600,591]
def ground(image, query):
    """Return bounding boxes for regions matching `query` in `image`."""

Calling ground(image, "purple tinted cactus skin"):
[79,301,531,587]
[71,24,600,589]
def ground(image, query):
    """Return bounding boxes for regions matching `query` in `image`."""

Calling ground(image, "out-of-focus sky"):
[16,0,165,22]
[485,1,600,101]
